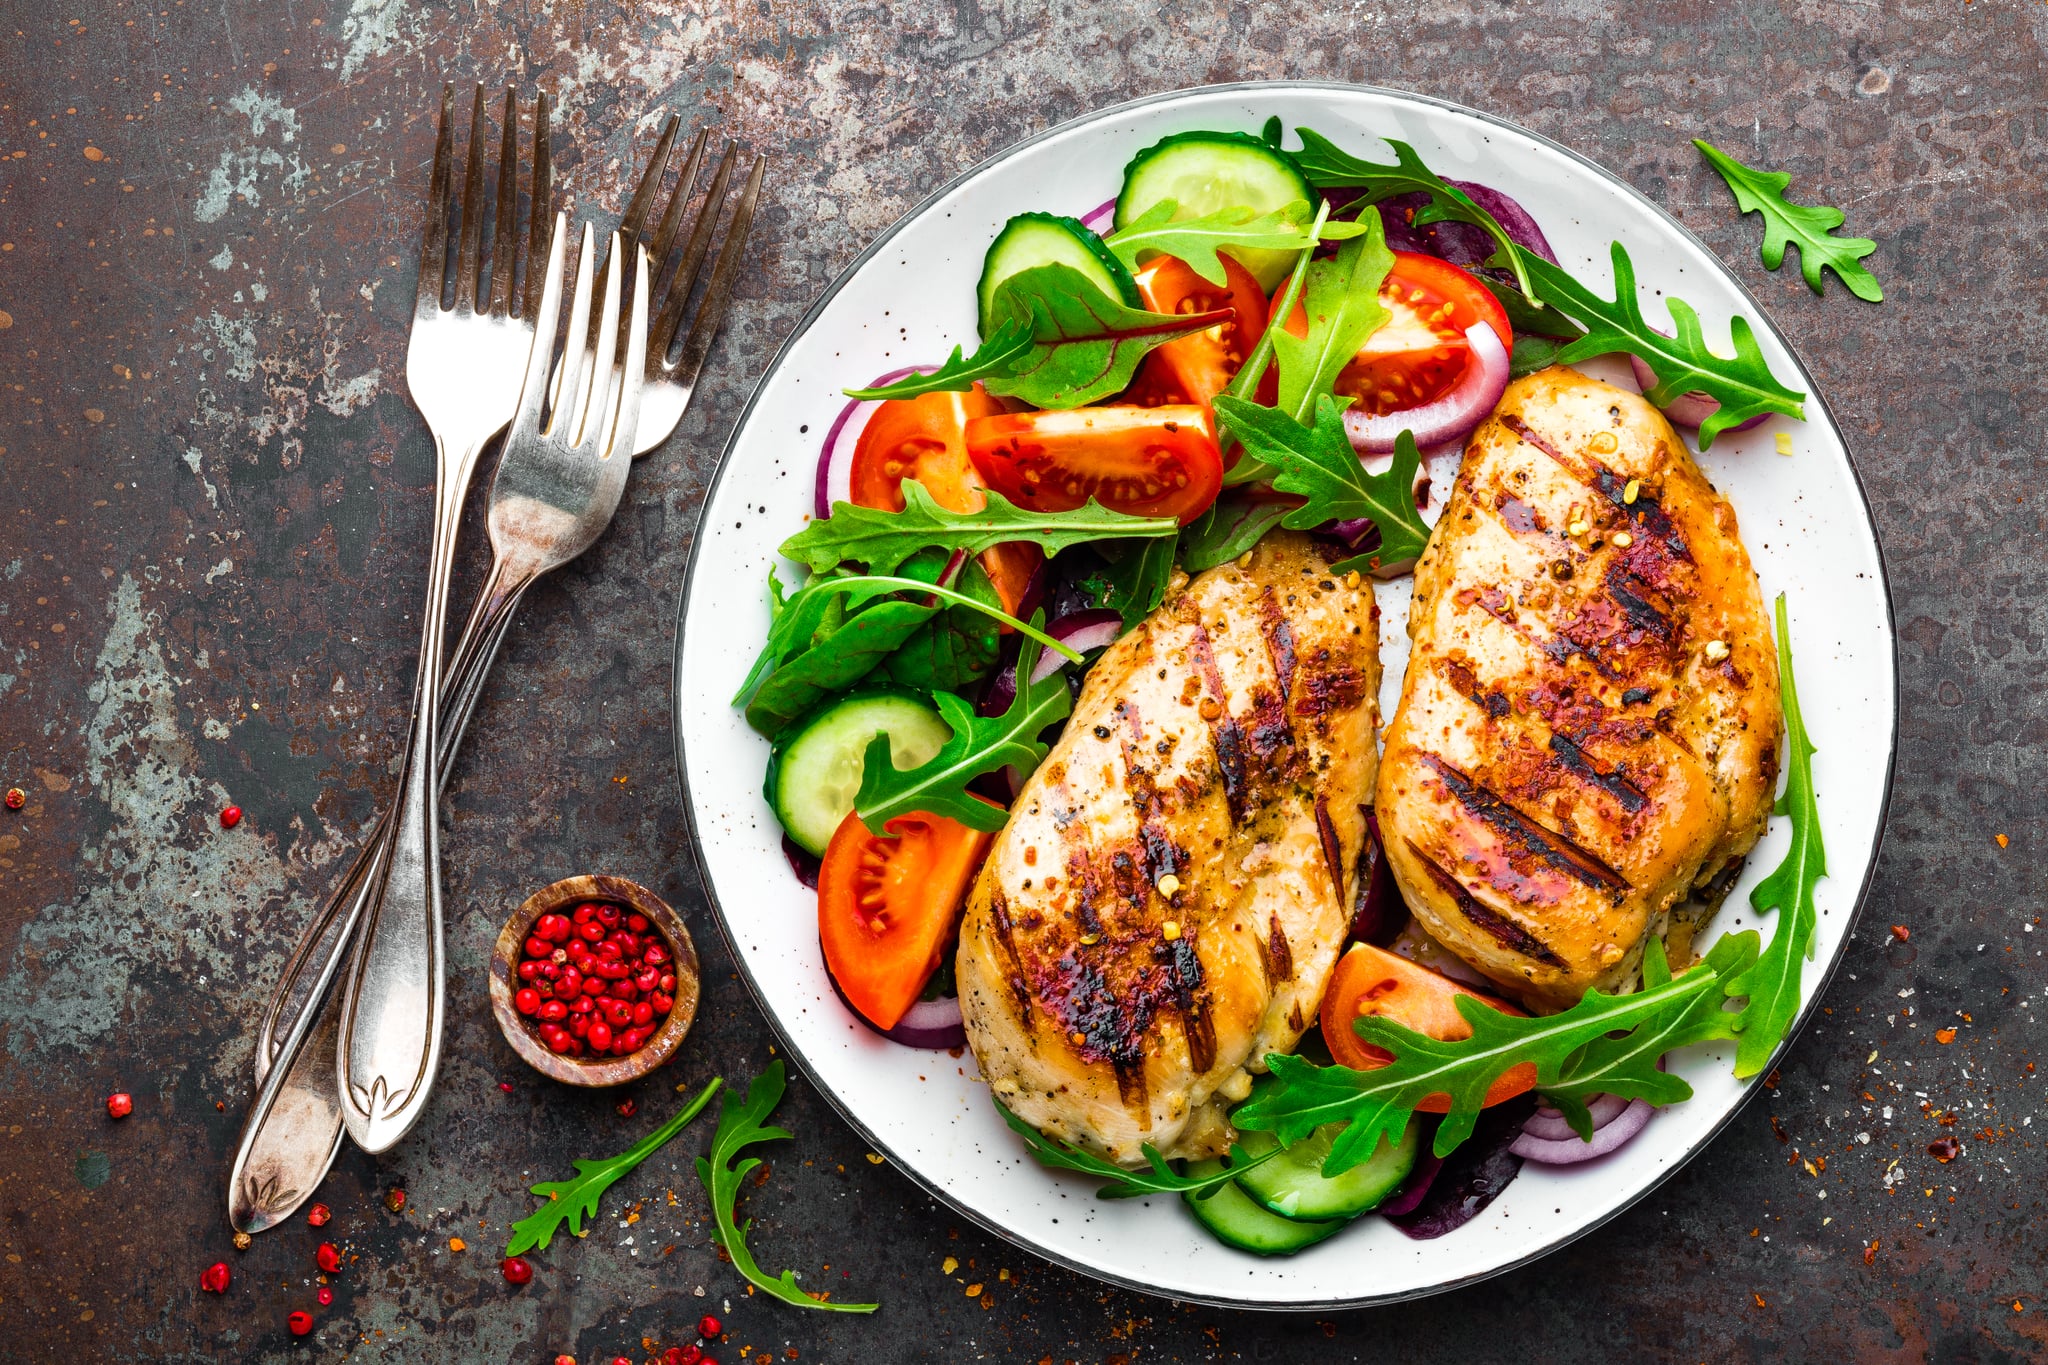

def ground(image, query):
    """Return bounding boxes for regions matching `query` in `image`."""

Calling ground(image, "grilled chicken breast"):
[959,533,1381,1164]
[1378,367,1780,1008]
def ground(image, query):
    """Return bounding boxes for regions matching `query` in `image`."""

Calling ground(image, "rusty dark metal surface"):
[2,1,2044,1359]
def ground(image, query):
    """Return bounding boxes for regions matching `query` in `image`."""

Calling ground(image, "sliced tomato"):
[1267,251,1512,419]
[850,386,1041,617]
[964,404,1224,525]
[1319,941,1536,1112]
[1128,254,1269,408]
[818,807,995,1031]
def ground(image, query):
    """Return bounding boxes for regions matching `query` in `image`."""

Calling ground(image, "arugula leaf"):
[997,1102,1279,1200]
[1291,129,1536,297]
[505,1079,723,1257]
[1269,212,1394,424]
[1212,395,1432,572]
[1103,199,1368,287]
[696,1063,878,1313]
[1480,274,1584,342]
[983,263,1232,409]
[1237,961,1729,1169]
[780,480,1177,577]
[1694,140,1881,302]
[841,316,1034,399]
[880,556,1003,692]
[1520,242,1807,448]
[1180,491,1292,573]
[1216,198,1329,471]
[1722,594,1825,1076]
[856,633,1071,832]
[1097,536,1177,630]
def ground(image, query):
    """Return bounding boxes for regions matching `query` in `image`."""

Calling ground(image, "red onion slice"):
[1027,608,1124,684]
[1518,1093,1631,1141]
[1079,198,1117,234]
[1508,1097,1654,1164]
[813,366,928,520]
[823,950,968,1051]
[1343,321,1510,454]
[1628,350,1768,435]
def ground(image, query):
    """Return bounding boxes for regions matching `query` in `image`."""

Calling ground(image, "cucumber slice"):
[977,212,1140,338]
[1181,1158,1345,1255]
[1232,1110,1420,1223]
[1114,131,1318,291]
[765,689,952,855]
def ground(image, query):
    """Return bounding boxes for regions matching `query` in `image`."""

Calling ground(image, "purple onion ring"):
[1508,1097,1655,1164]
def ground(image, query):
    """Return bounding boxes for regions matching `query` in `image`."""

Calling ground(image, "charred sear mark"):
[1156,936,1214,1074]
[1421,754,1630,893]
[1263,914,1295,985]
[1594,468,1690,561]
[1604,566,1678,643]
[1109,849,1147,908]
[988,891,1033,1022]
[1496,492,1542,535]
[1548,732,1649,814]
[1295,650,1369,718]
[1442,658,1512,719]
[1045,951,1149,1068]
[1257,593,1297,706]
[1407,839,1569,967]
[1314,797,1346,900]
[1245,689,1294,764]
[1183,619,1248,822]
[1117,703,1188,881]
[1500,413,1570,468]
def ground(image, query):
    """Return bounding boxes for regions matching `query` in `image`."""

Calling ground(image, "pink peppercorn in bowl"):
[489,875,701,1087]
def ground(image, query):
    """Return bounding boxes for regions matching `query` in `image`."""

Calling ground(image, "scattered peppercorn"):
[3,788,23,810]
[105,1092,133,1119]
[665,1347,702,1365]
[611,1356,633,1365]
[617,1098,638,1118]
[220,805,242,828]
[317,1287,333,1306]
[232,1232,252,1252]
[501,1256,533,1286]
[384,1188,406,1213]
[1928,1137,1959,1163]
[315,1242,342,1274]
[306,1202,331,1227]
[498,1081,514,1093]
[554,1355,577,1365]
[199,1262,231,1294]
[287,1310,314,1336]
[699,1314,722,1338]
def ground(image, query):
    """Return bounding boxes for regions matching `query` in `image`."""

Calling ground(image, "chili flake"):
[1935,1028,1957,1044]
[1890,925,1910,941]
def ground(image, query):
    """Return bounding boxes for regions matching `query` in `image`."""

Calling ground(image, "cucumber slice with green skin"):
[765,689,951,855]
[1232,1113,1420,1222]
[1114,131,1318,291]
[977,212,1140,338]
[1180,1158,1346,1255]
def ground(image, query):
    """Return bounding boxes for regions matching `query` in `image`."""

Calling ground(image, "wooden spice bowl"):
[489,874,700,1087]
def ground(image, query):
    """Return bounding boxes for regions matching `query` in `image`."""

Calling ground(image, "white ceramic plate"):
[671,82,1896,1309]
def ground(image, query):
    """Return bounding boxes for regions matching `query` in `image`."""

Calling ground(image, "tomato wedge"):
[1128,254,1269,408]
[1267,251,1512,419]
[1319,941,1537,1112]
[964,404,1224,525]
[818,807,995,1031]
[850,387,1040,617]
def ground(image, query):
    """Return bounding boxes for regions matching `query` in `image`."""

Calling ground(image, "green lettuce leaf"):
[982,263,1232,409]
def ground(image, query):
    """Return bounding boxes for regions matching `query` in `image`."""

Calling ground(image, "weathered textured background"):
[2,0,2044,1359]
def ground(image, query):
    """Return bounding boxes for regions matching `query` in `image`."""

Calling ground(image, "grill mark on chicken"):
[1406,838,1568,967]
[1313,797,1346,901]
[1496,492,1542,534]
[1419,753,1631,893]
[1548,732,1650,814]
[1158,936,1215,1075]
[1118,702,1189,882]
[1500,413,1573,470]
[987,890,1034,1024]
[1605,568,1679,643]
[1594,468,1690,560]
[1182,618,1249,822]
[1295,654,1371,719]
[1262,914,1295,985]
[1442,657,1513,720]
[1257,593,1298,707]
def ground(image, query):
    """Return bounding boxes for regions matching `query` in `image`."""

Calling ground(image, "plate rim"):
[667,77,1901,1311]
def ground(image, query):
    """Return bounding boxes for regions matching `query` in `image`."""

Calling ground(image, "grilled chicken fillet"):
[1378,367,1780,1008]
[959,533,1381,1165]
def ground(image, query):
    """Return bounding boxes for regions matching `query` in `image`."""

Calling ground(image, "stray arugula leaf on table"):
[504,1079,724,1257]
[1102,199,1369,287]
[1722,594,1826,1076]
[1233,599,1825,1167]
[1180,491,1294,573]
[1268,211,1395,426]
[983,262,1233,409]
[856,630,1072,833]
[996,1102,1280,1200]
[1516,242,1807,448]
[841,316,1035,399]
[1212,395,1433,573]
[1693,140,1882,302]
[1290,129,1538,298]
[697,1063,879,1313]
[780,480,1177,577]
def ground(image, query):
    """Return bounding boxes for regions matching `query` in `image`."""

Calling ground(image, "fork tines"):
[416,83,554,323]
